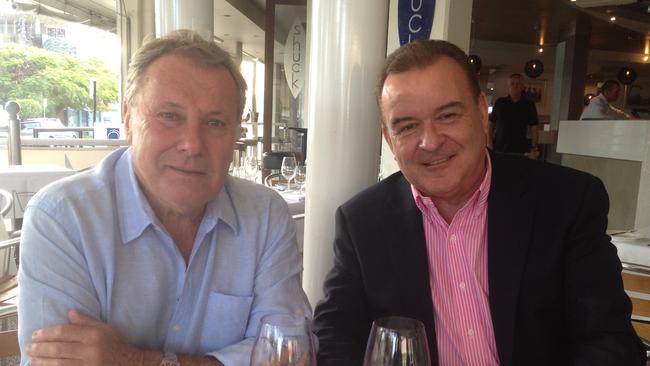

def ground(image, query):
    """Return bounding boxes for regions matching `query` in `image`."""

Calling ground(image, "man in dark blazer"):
[313,40,645,365]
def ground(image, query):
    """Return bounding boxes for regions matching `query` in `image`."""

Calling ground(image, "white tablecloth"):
[611,233,650,267]
[0,165,76,220]
[279,191,305,252]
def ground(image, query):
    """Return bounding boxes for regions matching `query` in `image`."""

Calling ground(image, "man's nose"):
[178,121,203,155]
[418,122,443,150]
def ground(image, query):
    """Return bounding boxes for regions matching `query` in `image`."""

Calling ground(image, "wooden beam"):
[275,0,307,5]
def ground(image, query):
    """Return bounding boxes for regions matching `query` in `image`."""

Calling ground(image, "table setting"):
[610,228,650,267]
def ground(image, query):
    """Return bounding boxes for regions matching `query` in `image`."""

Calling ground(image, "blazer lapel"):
[487,154,535,366]
[384,175,438,364]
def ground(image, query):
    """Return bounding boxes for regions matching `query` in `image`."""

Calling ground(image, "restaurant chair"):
[262,151,294,171]
[0,237,19,327]
[0,330,18,358]
[621,262,650,362]
[264,173,286,187]
[0,188,12,241]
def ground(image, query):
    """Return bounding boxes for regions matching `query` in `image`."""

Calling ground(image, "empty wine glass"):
[363,316,431,366]
[294,164,306,194]
[281,156,297,191]
[244,155,259,182]
[250,314,316,366]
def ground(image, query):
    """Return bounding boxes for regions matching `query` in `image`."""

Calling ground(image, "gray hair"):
[125,29,247,119]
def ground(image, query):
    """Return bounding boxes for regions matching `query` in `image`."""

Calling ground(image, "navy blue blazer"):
[313,152,645,366]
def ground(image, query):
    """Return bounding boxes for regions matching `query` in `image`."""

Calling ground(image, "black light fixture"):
[584,93,595,106]
[468,55,482,73]
[617,67,637,85]
[524,59,544,78]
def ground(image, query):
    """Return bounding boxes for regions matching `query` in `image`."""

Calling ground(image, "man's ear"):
[123,101,132,144]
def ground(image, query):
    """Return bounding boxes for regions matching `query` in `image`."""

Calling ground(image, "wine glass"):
[244,155,259,182]
[294,164,306,194]
[250,314,316,366]
[363,316,431,366]
[281,157,297,191]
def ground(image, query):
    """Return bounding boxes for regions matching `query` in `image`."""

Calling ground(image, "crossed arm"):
[26,310,222,366]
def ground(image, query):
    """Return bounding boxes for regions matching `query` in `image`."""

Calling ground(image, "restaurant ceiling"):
[17,0,649,62]
[471,0,649,54]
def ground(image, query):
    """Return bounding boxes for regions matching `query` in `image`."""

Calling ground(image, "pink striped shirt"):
[411,153,499,366]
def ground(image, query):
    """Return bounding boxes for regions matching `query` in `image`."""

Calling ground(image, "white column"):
[302,0,389,306]
[381,0,473,176]
[155,0,213,40]
[120,0,155,114]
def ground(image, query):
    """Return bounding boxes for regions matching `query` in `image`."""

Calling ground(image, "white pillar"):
[120,0,155,114]
[155,0,213,40]
[302,0,389,306]
[381,0,473,176]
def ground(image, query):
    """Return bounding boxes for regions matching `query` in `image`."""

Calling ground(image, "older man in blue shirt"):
[18,30,310,366]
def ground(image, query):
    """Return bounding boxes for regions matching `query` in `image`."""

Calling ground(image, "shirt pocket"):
[200,291,254,352]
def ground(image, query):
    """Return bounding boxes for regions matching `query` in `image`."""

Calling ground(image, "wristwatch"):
[160,351,180,366]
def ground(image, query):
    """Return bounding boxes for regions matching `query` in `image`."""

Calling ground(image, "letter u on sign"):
[397,0,435,46]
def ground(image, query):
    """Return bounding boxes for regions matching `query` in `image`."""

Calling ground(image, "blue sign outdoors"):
[106,128,120,139]
[398,0,435,46]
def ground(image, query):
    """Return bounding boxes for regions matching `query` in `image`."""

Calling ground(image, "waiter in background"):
[488,73,539,158]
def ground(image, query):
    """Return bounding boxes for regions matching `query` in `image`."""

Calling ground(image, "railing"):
[32,127,95,138]
[0,137,127,148]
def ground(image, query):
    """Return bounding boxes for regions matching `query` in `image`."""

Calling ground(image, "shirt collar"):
[116,148,239,244]
[411,150,492,219]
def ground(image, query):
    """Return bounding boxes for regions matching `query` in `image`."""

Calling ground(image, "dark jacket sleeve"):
[313,207,371,366]
[564,175,645,365]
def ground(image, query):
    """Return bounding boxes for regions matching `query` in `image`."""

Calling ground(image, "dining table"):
[0,164,76,229]
[610,231,650,267]
[277,189,305,252]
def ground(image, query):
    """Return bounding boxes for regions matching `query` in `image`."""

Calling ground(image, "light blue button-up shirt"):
[18,147,311,365]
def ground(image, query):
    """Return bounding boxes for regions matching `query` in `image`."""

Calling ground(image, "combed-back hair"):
[125,29,247,119]
[376,39,480,113]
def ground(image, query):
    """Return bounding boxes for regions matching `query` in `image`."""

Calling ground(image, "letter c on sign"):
[409,14,422,33]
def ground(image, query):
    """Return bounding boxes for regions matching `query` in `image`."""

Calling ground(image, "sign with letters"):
[284,18,306,98]
[398,0,435,46]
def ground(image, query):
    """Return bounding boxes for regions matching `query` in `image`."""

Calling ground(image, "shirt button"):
[173,324,181,332]
[450,234,457,243]
[459,281,466,289]
[467,328,475,337]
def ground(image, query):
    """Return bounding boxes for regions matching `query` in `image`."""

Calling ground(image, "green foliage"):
[0,44,118,119]
[13,98,41,118]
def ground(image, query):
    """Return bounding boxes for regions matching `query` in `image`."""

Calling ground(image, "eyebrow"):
[389,101,464,126]
[157,101,229,117]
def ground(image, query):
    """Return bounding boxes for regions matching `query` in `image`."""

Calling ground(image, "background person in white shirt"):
[580,80,635,120]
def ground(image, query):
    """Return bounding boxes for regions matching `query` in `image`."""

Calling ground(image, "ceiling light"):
[538,47,544,53]
[610,16,616,21]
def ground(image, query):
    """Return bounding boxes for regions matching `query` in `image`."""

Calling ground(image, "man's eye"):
[395,123,417,136]
[440,112,458,122]
[207,120,226,128]
[158,112,178,120]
